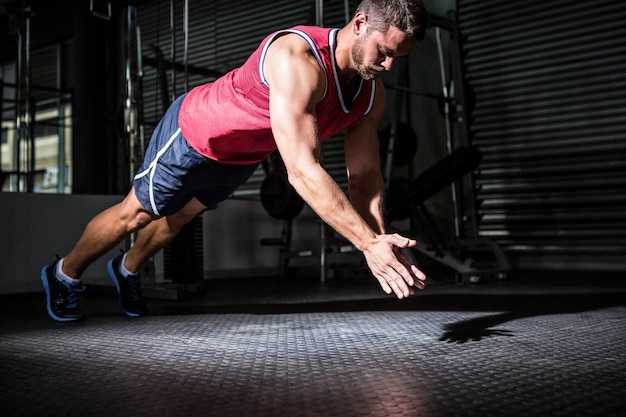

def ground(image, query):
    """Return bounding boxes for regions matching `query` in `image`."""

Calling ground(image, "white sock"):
[55,258,83,286]
[119,253,138,277]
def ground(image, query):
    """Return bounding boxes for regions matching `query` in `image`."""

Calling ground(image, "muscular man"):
[41,0,429,322]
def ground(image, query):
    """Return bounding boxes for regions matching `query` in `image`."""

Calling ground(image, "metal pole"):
[124,5,140,246]
[169,0,176,101]
[384,60,408,185]
[183,0,189,92]
[315,0,325,281]
[124,6,136,183]
[436,26,461,238]
[25,12,34,192]
[320,222,326,282]
[435,27,452,154]
[315,0,323,27]
[14,8,32,192]
[136,25,146,158]
[14,17,22,191]
[56,44,66,193]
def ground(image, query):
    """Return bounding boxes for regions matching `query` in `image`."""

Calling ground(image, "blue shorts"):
[133,94,259,216]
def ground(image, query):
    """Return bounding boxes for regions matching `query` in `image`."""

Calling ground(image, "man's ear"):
[353,11,368,35]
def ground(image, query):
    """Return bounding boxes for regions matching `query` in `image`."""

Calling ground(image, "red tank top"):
[178,25,376,165]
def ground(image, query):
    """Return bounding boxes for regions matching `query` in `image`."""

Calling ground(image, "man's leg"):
[106,197,208,317]
[41,187,154,322]
[123,197,208,273]
[62,187,155,279]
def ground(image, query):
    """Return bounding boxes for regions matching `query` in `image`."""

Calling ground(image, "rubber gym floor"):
[1,270,625,417]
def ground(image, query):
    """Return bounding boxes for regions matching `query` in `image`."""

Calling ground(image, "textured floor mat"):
[1,286,624,417]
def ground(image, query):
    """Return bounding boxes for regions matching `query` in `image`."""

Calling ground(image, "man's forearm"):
[348,172,386,235]
[288,163,379,251]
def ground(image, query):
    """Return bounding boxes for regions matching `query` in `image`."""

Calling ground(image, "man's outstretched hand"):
[362,234,427,299]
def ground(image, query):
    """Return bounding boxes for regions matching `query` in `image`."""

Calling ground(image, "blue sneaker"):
[107,254,147,317]
[41,260,86,322]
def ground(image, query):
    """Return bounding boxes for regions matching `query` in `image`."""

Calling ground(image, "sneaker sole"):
[107,259,141,317]
[40,266,80,322]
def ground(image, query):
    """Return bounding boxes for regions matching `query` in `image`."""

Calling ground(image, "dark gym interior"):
[1,1,624,416]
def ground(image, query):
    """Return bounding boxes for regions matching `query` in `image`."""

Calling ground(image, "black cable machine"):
[384,11,508,284]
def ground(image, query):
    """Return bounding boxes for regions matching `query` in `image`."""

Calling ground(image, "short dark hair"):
[355,0,428,40]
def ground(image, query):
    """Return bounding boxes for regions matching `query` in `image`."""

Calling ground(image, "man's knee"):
[128,212,157,232]
[120,188,159,232]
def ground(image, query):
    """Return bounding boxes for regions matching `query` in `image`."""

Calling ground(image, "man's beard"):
[352,37,382,80]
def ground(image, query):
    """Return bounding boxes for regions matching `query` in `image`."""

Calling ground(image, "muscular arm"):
[264,35,425,298]
[345,78,387,235]
[265,35,374,250]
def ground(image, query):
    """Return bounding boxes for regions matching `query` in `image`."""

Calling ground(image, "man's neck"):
[334,25,359,84]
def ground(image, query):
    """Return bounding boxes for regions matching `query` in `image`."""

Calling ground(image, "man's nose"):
[382,56,395,71]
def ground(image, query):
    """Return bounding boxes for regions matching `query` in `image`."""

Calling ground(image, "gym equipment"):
[114,3,205,299]
[260,172,304,221]
[163,215,205,286]
[259,151,304,221]
[385,146,508,283]
[387,12,508,284]
[122,5,144,185]
[385,176,413,222]
[259,152,307,278]
[386,146,483,222]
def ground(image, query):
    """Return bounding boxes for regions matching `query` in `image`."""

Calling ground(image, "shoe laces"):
[126,275,142,301]
[62,281,86,309]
